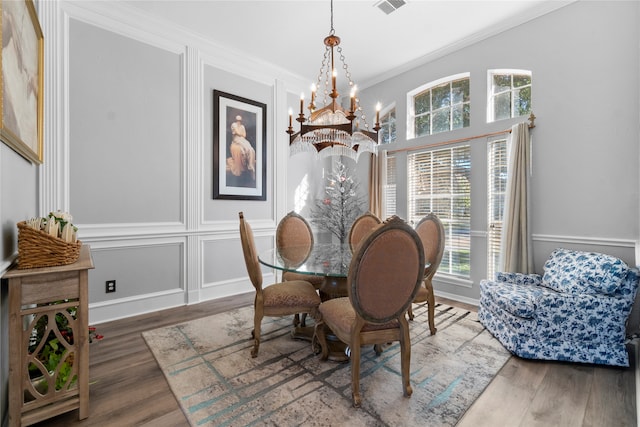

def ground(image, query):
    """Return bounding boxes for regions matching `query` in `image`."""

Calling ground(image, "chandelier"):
[287,0,380,161]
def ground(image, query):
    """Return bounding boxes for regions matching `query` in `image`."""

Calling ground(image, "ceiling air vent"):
[375,0,407,15]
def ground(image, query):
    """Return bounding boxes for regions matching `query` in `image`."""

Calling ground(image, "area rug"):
[142,303,511,427]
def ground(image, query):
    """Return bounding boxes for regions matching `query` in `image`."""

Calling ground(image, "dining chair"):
[238,212,321,358]
[348,212,382,253]
[408,212,445,335]
[276,211,324,327]
[276,211,324,289]
[315,215,425,407]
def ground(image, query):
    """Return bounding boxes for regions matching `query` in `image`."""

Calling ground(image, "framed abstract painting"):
[1,0,44,164]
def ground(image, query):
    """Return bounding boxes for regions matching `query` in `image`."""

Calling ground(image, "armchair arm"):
[535,291,632,341]
[496,272,542,286]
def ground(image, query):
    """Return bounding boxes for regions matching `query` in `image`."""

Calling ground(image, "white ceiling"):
[122,0,572,89]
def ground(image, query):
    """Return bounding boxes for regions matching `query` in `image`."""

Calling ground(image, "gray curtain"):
[499,122,533,273]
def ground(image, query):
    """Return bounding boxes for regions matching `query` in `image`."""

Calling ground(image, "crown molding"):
[60,0,306,89]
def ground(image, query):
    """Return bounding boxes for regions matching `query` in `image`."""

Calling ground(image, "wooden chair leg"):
[425,279,437,335]
[373,344,383,355]
[351,341,362,408]
[252,313,262,358]
[399,317,413,398]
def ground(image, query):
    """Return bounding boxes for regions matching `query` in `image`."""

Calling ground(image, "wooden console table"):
[3,245,94,426]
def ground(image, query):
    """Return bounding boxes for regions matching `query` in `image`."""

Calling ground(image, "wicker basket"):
[17,221,82,269]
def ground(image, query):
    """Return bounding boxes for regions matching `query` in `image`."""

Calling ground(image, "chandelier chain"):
[318,48,331,107]
[330,0,335,34]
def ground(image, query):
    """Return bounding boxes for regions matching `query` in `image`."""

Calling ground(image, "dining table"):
[259,242,353,361]
[259,241,430,362]
[258,242,353,300]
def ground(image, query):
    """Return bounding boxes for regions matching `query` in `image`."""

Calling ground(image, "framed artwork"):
[213,90,266,200]
[1,0,44,164]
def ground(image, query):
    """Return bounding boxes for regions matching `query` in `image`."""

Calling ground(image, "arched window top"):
[407,72,470,140]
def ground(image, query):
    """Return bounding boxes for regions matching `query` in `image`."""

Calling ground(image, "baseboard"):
[434,290,479,307]
[88,289,186,324]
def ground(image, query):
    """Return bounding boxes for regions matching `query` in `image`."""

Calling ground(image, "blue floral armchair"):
[478,248,639,366]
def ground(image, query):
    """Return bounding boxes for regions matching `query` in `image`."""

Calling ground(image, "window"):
[379,107,396,144]
[408,73,470,139]
[384,154,396,217]
[488,70,532,122]
[487,138,508,280]
[408,145,471,277]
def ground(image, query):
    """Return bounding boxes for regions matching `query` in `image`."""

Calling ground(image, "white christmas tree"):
[311,160,367,243]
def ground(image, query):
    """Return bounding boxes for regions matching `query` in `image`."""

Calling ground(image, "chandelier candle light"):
[287,0,381,161]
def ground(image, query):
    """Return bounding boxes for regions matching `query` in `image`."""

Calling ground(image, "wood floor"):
[33,294,636,427]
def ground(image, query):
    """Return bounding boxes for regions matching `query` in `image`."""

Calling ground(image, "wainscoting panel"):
[68,17,184,226]
[200,233,274,301]
[87,238,185,323]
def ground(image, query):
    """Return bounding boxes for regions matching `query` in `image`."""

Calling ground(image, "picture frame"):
[213,90,266,200]
[1,0,44,164]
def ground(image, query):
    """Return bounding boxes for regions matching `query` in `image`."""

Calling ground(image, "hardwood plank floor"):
[33,294,636,426]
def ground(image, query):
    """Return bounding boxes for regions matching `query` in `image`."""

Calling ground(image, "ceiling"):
[122,0,572,89]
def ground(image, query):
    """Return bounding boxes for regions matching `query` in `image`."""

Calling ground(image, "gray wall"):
[357,0,640,303]
[0,145,39,427]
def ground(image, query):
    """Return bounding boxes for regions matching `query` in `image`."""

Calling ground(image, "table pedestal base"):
[318,326,349,363]
[319,276,348,301]
[291,325,314,341]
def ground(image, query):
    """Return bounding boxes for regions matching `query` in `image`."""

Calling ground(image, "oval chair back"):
[349,215,425,323]
[415,212,445,280]
[348,212,382,253]
[276,211,314,268]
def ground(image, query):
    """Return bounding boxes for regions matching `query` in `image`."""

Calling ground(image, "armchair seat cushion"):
[479,249,639,367]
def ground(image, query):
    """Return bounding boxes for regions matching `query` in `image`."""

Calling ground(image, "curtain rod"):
[385,112,536,155]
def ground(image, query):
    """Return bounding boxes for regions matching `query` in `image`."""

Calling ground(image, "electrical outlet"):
[106,280,116,293]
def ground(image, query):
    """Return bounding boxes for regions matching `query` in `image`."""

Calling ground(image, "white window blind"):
[487,138,508,279]
[408,145,471,277]
[385,154,396,217]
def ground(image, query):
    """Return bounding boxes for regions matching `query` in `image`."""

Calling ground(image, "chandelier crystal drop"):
[287,0,381,161]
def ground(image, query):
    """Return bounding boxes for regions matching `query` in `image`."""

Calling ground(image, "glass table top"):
[258,243,353,278]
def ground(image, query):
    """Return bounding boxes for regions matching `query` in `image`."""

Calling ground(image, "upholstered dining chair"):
[408,212,445,335]
[276,211,324,327]
[276,211,324,289]
[315,215,425,407]
[238,212,321,358]
[348,212,382,253]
